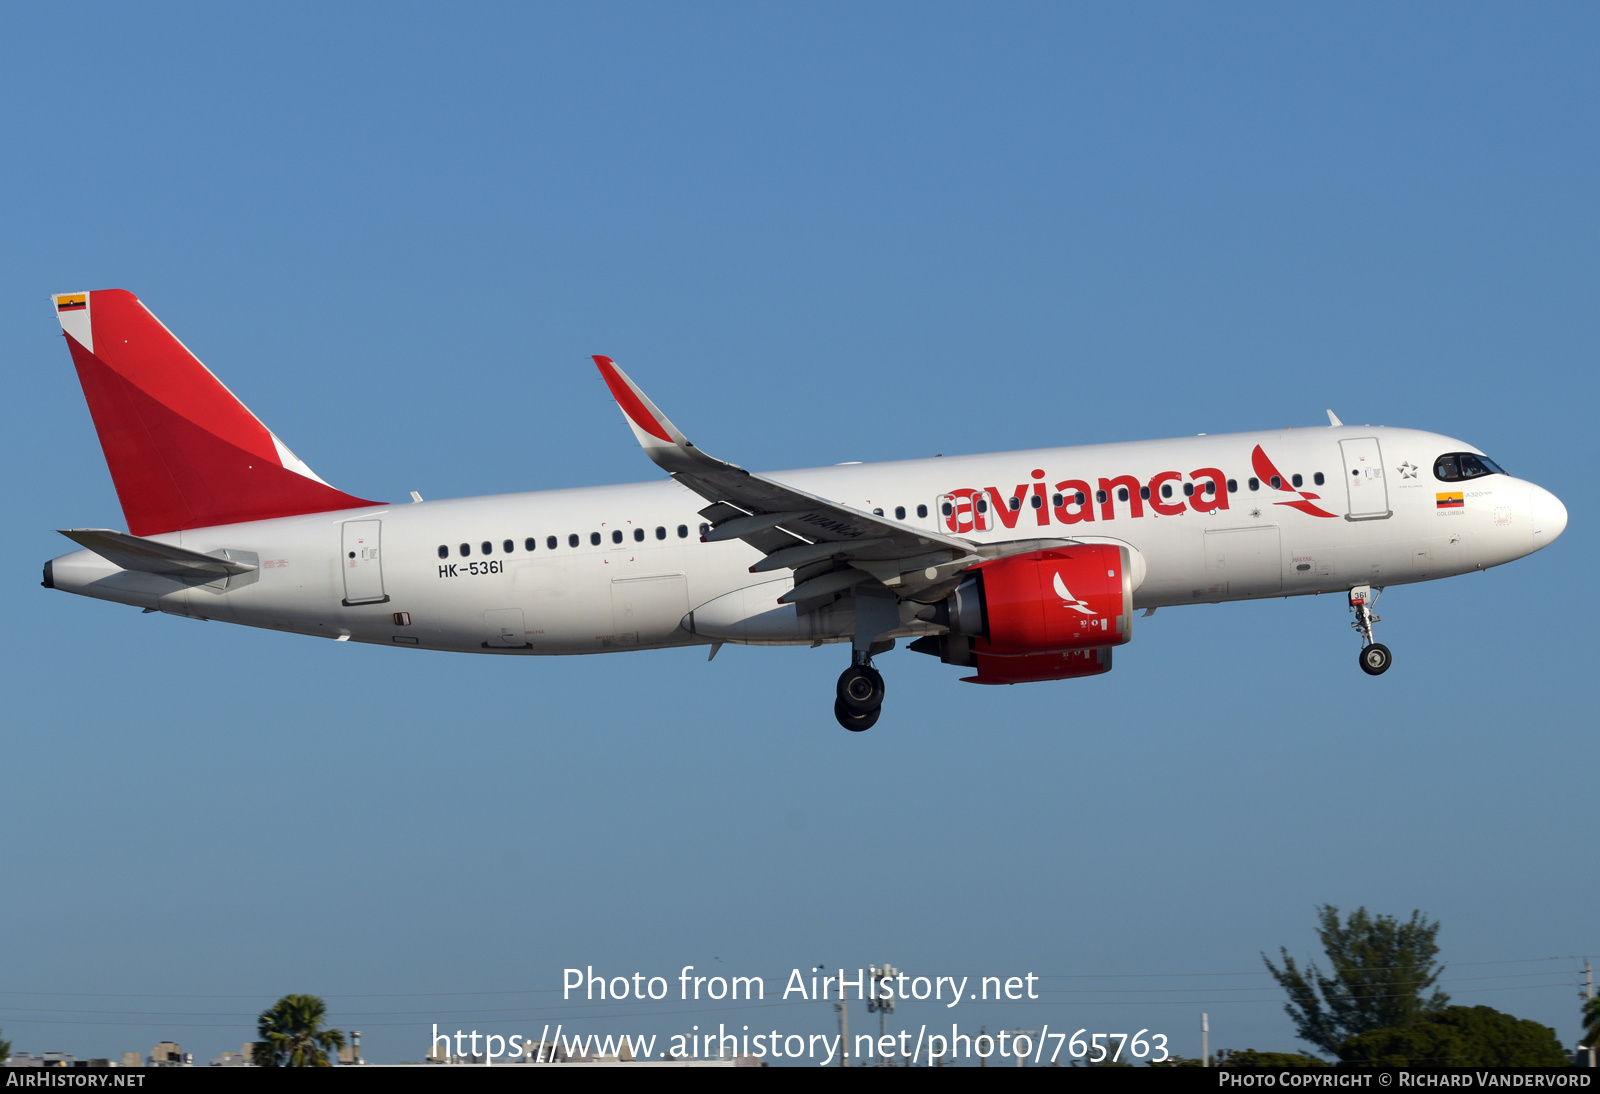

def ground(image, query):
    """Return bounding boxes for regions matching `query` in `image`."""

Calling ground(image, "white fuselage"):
[45,426,1565,656]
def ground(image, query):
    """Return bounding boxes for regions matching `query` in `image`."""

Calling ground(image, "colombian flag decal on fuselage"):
[1436,492,1464,509]
[56,294,86,312]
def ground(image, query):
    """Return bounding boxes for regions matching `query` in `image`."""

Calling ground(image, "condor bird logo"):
[1251,445,1339,518]
[1052,572,1100,615]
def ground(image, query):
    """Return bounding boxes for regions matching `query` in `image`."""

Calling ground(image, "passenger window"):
[547,536,558,550]
[1117,487,1129,502]
[1291,474,1303,488]
[699,523,710,537]
[504,539,515,553]
[656,526,666,540]
[437,545,448,559]
[1076,491,1086,505]
[1096,490,1108,504]
[524,538,536,552]
[459,543,470,557]
[677,524,688,538]
[1183,483,1194,497]
[1007,496,1021,511]
[633,528,644,542]
[609,530,620,543]
[1248,477,1260,491]
[1313,472,1325,486]
[942,501,953,516]
[1227,479,1237,493]
[874,507,885,516]
[895,506,906,519]
[1051,493,1063,507]
[589,532,600,546]
[1030,494,1043,509]
[1204,482,1215,495]
[1139,486,1150,500]
[481,541,492,555]
[916,504,928,518]
[568,534,579,548]
[1270,475,1281,489]
[1161,484,1173,498]
[976,498,988,513]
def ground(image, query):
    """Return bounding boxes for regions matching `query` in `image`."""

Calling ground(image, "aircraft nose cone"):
[1530,484,1567,548]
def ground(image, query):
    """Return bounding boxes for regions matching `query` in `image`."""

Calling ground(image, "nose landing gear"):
[835,651,886,731]
[1349,585,1391,676]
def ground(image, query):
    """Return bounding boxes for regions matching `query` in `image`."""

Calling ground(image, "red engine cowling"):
[964,544,1131,684]
[965,646,1112,685]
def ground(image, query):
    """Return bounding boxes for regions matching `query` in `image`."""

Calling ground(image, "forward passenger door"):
[1340,439,1391,520]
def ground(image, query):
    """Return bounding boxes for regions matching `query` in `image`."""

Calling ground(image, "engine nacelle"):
[974,544,1132,652]
[912,544,1133,683]
[967,646,1112,685]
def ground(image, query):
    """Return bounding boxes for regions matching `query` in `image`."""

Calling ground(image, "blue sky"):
[1,2,1594,1065]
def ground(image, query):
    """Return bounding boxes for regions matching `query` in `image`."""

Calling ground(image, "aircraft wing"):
[594,356,1063,604]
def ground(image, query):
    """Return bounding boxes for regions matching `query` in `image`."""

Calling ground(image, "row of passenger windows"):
[436,466,1344,556]
[870,505,931,520]
[437,523,705,559]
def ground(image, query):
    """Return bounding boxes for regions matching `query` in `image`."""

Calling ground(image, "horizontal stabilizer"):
[58,528,256,578]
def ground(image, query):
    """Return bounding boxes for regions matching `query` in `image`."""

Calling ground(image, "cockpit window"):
[1434,452,1507,481]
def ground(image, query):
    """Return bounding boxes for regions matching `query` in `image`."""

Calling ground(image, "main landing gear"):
[835,651,886,732]
[1349,585,1391,676]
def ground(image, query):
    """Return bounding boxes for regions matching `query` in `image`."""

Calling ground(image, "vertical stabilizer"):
[52,289,381,535]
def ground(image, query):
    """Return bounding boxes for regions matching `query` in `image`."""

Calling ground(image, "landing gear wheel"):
[836,664,885,715]
[1359,643,1392,676]
[835,698,880,732]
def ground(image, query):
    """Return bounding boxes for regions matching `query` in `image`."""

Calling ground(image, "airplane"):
[41,289,1568,731]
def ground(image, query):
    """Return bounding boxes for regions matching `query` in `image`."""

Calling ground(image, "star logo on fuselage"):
[1397,461,1418,479]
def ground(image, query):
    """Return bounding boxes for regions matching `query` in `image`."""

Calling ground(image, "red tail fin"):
[53,289,381,535]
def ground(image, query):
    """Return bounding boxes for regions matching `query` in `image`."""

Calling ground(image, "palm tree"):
[254,994,346,1067]
[1582,995,1600,1053]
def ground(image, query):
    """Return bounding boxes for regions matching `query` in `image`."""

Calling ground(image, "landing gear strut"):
[1349,585,1391,676]
[835,650,885,731]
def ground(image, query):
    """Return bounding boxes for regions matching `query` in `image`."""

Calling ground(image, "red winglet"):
[592,355,673,443]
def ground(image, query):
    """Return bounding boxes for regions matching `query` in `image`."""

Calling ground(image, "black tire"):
[835,698,880,732]
[1359,642,1392,676]
[836,664,886,715]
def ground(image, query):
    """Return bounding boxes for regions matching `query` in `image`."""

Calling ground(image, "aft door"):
[1203,526,1282,596]
[341,520,388,605]
[1340,438,1391,520]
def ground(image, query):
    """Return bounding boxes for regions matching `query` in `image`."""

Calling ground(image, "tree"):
[1582,994,1600,1052]
[0,1029,11,1061]
[1219,1049,1329,1067]
[1339,1005,1568,1066]
[1263,904,1448,1055]
[253,994,346,1067]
